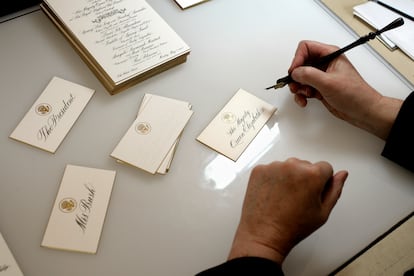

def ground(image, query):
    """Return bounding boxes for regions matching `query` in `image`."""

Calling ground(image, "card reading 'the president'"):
[197,89,277,161]
[41,165,116,254]
[10,77,95,153]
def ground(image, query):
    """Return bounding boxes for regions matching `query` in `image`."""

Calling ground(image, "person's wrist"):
[363,95,402,140]
[227,227,291,266]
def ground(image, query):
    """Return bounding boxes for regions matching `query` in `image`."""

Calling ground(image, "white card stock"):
[111,94,193,174]
[197,89,277,161]
[41,165,116,254]
[10,77,94,153]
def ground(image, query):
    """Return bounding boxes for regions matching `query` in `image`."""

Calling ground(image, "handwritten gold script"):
[37,93,75,142]
[75,183,96,233]
[228,109,262,148]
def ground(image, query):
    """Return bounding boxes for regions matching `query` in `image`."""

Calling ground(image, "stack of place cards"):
[0,233,24,276]
[41,165,116,254]
[197,89,277,161]
[173,0,210,9]
[9,77,95,153]
[111,94,193,174]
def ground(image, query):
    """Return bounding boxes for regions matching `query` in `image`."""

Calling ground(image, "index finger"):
[288,41,339,74]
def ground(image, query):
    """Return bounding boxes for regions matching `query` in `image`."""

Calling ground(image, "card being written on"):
[41,165,116,254]
[0,233,24,276]
[9,77,95,153]
[197,89,277,161]
[111,94,193,174]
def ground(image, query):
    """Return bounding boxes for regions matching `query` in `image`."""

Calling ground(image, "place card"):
[41,165,116,254]
[9,77,95,153]
[136,94,190,174]
[0,233,24,276]
[111,94,193,174]
[197,89,277,161]
[173,0,210,9]
[115,94,185,174]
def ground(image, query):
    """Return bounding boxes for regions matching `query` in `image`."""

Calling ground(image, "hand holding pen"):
[266,18,404,90]
[278,29,404,140]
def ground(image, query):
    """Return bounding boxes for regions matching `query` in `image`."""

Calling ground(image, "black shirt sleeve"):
[195,257,284,276]
[382,91,414,172]
[196,92,414,276]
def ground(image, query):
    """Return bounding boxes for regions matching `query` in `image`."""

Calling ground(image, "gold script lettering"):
[228,109,262,148]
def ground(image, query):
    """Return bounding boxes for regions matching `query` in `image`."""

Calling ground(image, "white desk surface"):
[1,1,413,275]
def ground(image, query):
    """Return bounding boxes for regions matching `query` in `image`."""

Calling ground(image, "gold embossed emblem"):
[135,122,151,135]
[59,198,77,213]
[35,103,52,115]
[221,112,236,124]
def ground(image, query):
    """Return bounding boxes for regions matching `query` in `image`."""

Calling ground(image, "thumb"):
[321,170,348,215]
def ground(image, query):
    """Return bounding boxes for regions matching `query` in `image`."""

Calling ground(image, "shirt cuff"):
[382,91,414,172]
[195,257,284,275]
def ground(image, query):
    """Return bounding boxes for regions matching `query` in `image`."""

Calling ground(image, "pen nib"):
[266,81,286,90]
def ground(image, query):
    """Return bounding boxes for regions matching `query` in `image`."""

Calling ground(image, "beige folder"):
[317,0,414,87]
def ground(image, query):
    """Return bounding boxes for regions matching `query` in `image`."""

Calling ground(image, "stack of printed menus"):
[40,0,190,94]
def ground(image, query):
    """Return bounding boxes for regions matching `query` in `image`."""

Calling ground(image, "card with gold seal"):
[197,89,277,161]
[9,77,95,153]
[41,165,116,254]
[111,93,193,174]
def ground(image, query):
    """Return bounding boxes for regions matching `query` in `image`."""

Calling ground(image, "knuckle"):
[251,164,267,176]
[308,165,323,177]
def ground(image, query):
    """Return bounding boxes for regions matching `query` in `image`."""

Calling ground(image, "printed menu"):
[40,0,190,94]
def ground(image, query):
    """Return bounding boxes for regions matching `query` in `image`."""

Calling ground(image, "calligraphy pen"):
[266,17,404,90]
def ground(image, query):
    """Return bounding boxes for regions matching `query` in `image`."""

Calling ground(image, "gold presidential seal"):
[221,112,236,124]
[59,198,77,213]
[35,103,52,116]
[135,122,151,135]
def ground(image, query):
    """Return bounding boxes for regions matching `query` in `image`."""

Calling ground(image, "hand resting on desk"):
[198,40,413,275]
[227,158,348,265]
